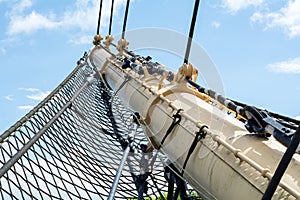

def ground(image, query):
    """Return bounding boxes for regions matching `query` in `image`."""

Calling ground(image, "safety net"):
[0,55,185,199]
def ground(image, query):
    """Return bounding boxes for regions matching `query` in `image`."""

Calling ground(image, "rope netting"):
[0,59,171,199]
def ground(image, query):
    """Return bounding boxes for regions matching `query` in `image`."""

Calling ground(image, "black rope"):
[159,109,183,149]
[186,78,245,118]
[108,0,115,35]
[184,0,200,64]
[262,123,300,199]
[181,125,208,176]
[96,0,103,35]
[121,0,130,39]
[99,82,127,148]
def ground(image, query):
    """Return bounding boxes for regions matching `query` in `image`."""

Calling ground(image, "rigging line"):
[262,123,300,199]
[121,0,131,39]
[184,0,200,64]
[108,0,115,35]
[96,0,103,35]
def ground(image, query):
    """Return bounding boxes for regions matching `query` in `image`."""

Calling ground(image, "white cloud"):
[212,21,221,28]
[4,95,14,101]
[17,105,34,110]
[18,87,39,92]
[250,0,300,38]
[250,12,264,23]
[69,35,92,45]
[267,57,300,74]
[14,87,51,111]
[6,0,128,36]
[26,91,51,101]
[221,0,264,13]
[7,11,61,35]
[11,0,33,14]
[295,116,300,120]
[18,87,51,101]
[61,0,127,32]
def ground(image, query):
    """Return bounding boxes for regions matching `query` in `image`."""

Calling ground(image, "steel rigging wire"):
[184,0,200,64]
[121,0,131,39]
[96,0,103,35]
[108,0,115,35]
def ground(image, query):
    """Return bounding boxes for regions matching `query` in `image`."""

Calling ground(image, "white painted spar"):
[90,46,300,200]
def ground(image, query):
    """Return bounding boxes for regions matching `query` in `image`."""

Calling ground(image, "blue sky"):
[0,0,300,133]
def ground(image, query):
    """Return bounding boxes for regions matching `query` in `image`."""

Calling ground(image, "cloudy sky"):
[0,0,300,133]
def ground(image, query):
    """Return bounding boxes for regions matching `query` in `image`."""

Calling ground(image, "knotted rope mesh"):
[0,59,169,199]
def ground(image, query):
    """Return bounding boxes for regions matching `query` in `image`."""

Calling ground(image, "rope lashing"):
[93,34,103,46]
[158,109,183,150]
[104,35,114,49]
[181,125,208,176]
